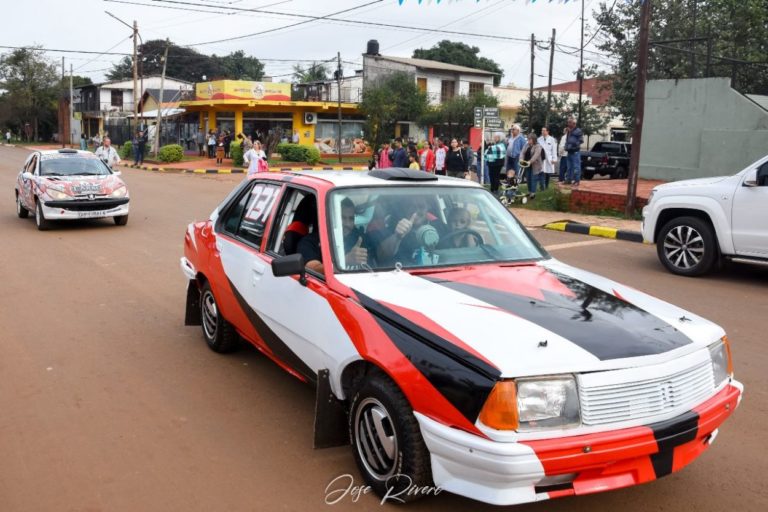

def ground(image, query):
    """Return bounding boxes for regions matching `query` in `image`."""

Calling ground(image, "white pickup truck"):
[642,155,768,276]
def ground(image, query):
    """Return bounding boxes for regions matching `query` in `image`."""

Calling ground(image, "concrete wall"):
[641,78,768,180]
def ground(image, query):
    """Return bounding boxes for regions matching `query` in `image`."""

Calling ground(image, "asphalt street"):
[0,145,766,512]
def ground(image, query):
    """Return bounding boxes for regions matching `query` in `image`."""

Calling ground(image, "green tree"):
[594,0,768,126]
[359,72,428,148]
[413,40,503,86]
[515,92,571,139]
[213,50,264,81]
[292,62,329,83]
[0,47,59,141]
[419,92,499,139]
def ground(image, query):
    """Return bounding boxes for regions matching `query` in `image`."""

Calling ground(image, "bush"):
[158,144,184,163]
[276,143,320,165]
[119,141,133,159]
[230,141,244,166]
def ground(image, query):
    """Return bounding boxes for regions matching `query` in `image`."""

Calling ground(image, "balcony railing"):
[74,101,135,114]
[292,85,363,103]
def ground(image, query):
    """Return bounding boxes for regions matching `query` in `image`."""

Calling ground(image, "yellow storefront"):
[180,80,362,148]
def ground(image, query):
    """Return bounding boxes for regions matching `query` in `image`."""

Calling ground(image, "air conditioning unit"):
[304,112,317,125]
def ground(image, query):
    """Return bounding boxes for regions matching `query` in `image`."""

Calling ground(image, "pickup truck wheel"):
[583,172,594,180]
[614,166,627,179]
[200,282,239,353]
[657,217,717,276]
[349,373,433,503]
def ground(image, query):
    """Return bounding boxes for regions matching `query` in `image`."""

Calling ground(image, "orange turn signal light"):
[722,336,734,375]
[479,380,519,431]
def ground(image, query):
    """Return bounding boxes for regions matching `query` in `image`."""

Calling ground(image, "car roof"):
[37,149,98,159]
[286,170,484,189]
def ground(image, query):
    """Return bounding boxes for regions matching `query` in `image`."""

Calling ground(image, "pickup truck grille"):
[579,360,715,426]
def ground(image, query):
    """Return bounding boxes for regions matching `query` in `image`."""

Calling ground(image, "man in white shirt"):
[95,137,121,167]
[537,127,557,189]
[434,139,447,175]
[558,129,569,182]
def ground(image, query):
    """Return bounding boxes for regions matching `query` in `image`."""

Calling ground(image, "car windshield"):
[40,156,111,176]
[327,186,546,272]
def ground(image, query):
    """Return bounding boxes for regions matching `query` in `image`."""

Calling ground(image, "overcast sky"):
[1,0,611,88]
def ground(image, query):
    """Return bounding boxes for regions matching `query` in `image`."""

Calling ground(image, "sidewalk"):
[121,156,367,173]
[512,208,642,232]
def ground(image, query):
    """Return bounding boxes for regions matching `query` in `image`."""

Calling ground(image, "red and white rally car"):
[180,169,742,506]
[15,149,130,230]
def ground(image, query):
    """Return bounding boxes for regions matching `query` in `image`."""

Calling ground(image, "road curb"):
[122,165,367,174]
[543,221,645,243]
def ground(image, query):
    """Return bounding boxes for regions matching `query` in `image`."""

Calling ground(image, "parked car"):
[581,141,631,180]
[181,169,742,506]
[15,149,130,230]
[642,154,768,276]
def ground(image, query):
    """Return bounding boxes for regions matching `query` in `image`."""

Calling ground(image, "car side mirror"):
[271,253,307,286]
[22,172,33,180]
[743,169,759,187]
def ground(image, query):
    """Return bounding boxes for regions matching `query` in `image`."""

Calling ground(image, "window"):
[440,80,455,103]
[758,161,768,187]
[416,77,427,93]
[111,90,123,108]
[221,181,281,248]
[267,188,317,255]
[469,82,485,95]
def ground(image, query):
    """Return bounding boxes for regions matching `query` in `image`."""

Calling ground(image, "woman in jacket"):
[520,133,544,198]
[444,138,467,179]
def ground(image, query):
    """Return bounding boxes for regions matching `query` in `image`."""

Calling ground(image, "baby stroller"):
[499,169,528,206]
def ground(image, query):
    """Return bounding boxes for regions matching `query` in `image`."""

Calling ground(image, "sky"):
[0,0,613,88]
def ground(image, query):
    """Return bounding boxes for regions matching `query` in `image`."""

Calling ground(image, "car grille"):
[45,198,129,211]
[578,360,715,426]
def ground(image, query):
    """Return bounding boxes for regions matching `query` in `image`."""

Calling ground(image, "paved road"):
[1,146,765,511]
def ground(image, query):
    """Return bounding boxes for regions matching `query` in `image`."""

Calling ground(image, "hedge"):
[119,141,133,159]
[230,141,244,166]
[276,143,320,165]
[158,144,184,163]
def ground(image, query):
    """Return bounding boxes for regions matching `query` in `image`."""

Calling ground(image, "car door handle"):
[251,261,266,284]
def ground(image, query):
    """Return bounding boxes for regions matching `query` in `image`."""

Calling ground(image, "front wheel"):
[349,372,433,504]
[657,216,718,276]
[35,200,51,231]
[16,193,29,218]
[114,214,129,226]
[200,282,239,352]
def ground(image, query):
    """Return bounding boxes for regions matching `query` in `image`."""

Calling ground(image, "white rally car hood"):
[336,259,723,378]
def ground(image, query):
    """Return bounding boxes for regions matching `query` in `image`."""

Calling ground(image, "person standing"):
[223,131,232,159]
[408,153,420,170]
[434,139,447,175]
[538,127,557,189]
[215,135,225,164]
[484,133,506,193]
[95,137,120,167]
[558,127,569,182]
[391,138,408,168]
[444,138,467,179]
[378,143,392,168]
[133,130,147,166]
[196,128,206,157]
[463,139,474,178]
[565,117,584,186]
[5,129,12,144]
[419,142,435,172]
[79,133,88,151]
[520,133,544,198]
[505,125,526,183]
[244,141,267,175]
[207,131,216,158]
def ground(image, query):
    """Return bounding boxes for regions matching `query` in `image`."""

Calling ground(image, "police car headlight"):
[46,187,71,200]
[110,186,127,198]
[709,337,733,386]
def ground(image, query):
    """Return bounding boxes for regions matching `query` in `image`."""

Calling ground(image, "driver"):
[445,207,478,248]
[368,194,445,265]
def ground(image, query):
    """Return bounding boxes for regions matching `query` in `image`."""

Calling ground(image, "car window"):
[267,187,317,256]
[221,181,281,249]
[26,155,38,174]
[593,142,621,153]
[327,186,545,272]
[757,161,768,187]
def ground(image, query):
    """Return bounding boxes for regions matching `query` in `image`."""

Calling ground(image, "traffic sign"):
[473,119,482,128]
[485,117,504,129]
[483,107,500,118]
[473,107,483,118]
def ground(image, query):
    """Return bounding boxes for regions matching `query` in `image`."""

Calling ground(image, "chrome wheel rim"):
[354,397,397,481]
[201,291,218,340]
[663,225,705,270]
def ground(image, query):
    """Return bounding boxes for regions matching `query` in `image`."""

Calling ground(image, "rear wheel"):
[16,193,28,218]
[200,281,239,353]
[349,372,433,504]
[614,166,627,179]
[35,200,51,231]
[583,172,594,180]
[114,214,129,226]
[657,216,718,276]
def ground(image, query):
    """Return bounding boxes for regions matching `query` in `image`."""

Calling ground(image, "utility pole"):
[154,39,169,158]
[546,28,556,128]
[337,51,342,163]
[529,34,535,132]
[61,56,66,148]
[625,0,652,217]
[133,20,139,131]
[578,0,585,123]
[69,64,74,147]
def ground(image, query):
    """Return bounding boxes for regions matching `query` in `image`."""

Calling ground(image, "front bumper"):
[40,198,129,220]
[416,381,743,506]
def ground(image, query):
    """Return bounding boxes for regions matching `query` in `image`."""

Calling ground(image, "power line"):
[0,44,130,55]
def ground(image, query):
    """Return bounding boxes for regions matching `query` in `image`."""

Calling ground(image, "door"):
[731,161,768,257]
[19,154,38,209]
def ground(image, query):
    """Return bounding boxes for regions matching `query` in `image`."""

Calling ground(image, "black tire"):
[657,216,718,276]
[614,166,627,179]
[16,193,28,218]
[114,214,129,226]
[583,172,594,180]
[35,200,51,231]
[349,372,433,504]
[200,281,239,353]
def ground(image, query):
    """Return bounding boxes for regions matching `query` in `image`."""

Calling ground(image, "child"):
[215,136,225,164]
[446,207,477,248]
[408,152,420,170]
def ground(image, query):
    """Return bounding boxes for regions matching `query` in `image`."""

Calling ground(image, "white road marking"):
[544,238,616,251]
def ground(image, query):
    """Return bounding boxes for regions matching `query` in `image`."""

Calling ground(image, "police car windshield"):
[40,156,111,176]
[327,186,546,273]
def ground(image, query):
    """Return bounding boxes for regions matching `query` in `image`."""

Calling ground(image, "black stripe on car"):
[356,291,500,423]
[228,279,317,383]
[423,271,692,361]
[648,410,700,478]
